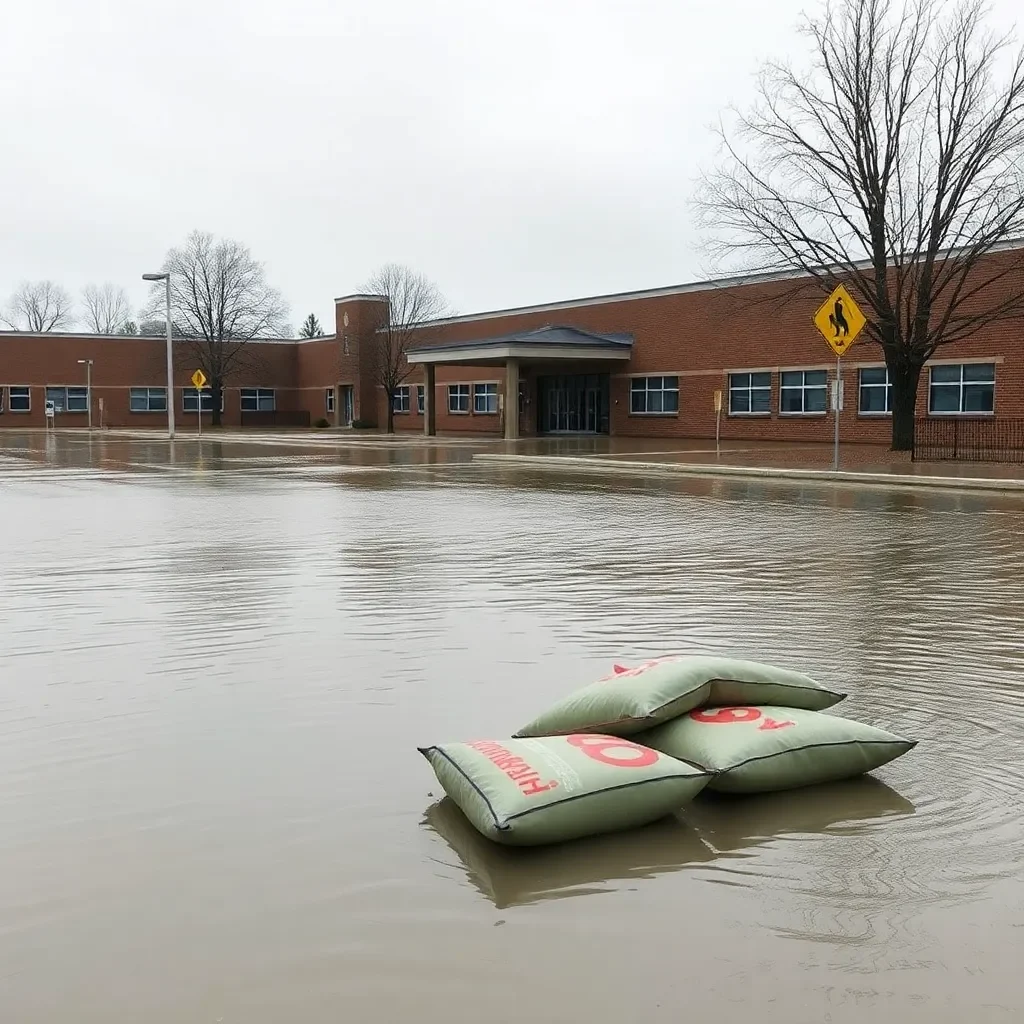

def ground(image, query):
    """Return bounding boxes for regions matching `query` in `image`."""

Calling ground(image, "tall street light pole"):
[76,359,94,429]
[142,272,175,439]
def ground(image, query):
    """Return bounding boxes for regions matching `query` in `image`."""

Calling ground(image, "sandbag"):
[418,734,710,846]
[514,655,844,738]
[640,705,916,793]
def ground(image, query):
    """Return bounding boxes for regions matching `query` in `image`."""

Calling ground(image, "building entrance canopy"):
[405,325,633,367]
[406,325,633,440]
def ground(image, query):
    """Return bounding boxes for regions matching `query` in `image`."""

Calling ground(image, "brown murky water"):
[2,432,1023,1023]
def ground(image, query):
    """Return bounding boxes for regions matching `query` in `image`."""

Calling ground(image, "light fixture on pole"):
[76,358,94,429]
[142,272,175,439]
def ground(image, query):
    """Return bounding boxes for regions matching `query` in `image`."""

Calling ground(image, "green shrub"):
[313,417,330,428]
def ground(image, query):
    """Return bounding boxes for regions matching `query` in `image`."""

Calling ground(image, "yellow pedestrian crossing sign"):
[191,369,208,390]
[814,285,866,357]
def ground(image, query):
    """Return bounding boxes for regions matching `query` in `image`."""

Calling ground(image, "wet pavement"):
[2,431,1023,1023]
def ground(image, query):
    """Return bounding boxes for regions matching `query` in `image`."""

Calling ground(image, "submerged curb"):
[472,453,1024,495]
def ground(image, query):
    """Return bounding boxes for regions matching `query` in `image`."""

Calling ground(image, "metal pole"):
[715,405,721,456]
[833,355,841,471]
[198,387,202,437]
[165,276,175,440]
[86,361,92,429]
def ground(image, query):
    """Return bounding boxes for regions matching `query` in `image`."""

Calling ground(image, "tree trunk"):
[385,389,395,434]
[889,359,924,452]
[212,380,223,428]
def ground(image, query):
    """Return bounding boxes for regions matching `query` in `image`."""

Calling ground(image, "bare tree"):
[144,231,289,426]
[361,264,451,433]
[81,283,131,334]
[698,0,1024,450]
[1,280,75,331]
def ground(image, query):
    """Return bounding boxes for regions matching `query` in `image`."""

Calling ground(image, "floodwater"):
[2,430,1023,1024]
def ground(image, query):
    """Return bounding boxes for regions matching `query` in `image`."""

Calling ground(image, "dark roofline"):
[0,330,334,345]
[355,235,1024,333]
[410,324,634,355]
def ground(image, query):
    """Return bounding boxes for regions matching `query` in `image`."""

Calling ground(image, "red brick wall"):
[5,248,1023,439]
[0,333,297,429]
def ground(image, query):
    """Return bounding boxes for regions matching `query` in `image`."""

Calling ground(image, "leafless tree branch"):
[359,264,451,432]
[81,283,131,334]
[1,280,75,332]
[143,230,289,425]
[696,0,1024,449]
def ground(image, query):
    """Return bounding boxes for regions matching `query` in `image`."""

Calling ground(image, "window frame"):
[392,386,411,414]
[629,375,680,416]
[129,386,168,413]
[728,371,772,416]
[928,362,996,416]
[858,366,892,417]
[326,388,335,414]
[779,369,829,416]
[240,387,276,413]
[447,383,470,414]
[182,388,224,413]
[45,386,89,414]
[473,381,499,415]
[416,385,425,415]
[8,386,30,413]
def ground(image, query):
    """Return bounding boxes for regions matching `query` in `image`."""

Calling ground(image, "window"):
[45,386,88,413]
[417,385,425,414]
[630,376,679,414]
[183,388,223,412]
[129,387,167,413]
[393,386,411,413]
[780,370,827,414]
[9,387,30,412]
[859,367,891,415]
[729,372,771,414]
[929,363,995,415]
[473,382,498,414]
[448,384,470,413]
[326,388,335,413]
[240,388,275,412]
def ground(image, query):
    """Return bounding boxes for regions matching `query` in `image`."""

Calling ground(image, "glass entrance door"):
[538,374,609,434]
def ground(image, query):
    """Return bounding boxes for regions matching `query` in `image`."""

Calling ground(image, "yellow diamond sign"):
[191,369,208,389]
[814,285,866,357]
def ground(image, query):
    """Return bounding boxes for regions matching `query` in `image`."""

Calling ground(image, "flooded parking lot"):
[2,431,1023,1023]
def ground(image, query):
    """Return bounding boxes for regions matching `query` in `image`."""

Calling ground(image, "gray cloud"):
[3,0,1019,328]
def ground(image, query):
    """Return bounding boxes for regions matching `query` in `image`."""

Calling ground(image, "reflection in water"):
[423,776,914,910]
[1,433,1024,1023]
[424,798,714,908]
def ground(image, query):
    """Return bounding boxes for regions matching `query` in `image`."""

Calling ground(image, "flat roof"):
[337,235,1024,331]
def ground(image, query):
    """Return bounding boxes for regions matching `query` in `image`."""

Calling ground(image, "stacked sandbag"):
[420,654,915,847]
[639,705,916,793]
[418,735,709,846]
[513,655,846,737]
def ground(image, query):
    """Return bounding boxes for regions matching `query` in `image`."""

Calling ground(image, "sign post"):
[813,285,866,471]
[44,400,55,430]
[713,389,723,456]
[191,369,208,436]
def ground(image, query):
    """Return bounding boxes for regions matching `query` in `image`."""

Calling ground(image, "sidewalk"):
[473,439,1024,493]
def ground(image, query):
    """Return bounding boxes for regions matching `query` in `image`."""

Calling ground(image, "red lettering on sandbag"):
[758,717,795,731]
[567,734,659,768]
[600,656,678,683]
[467,741,559,797]
[690,707,763,724]
[689,708,796,730]
[518,777,559,796]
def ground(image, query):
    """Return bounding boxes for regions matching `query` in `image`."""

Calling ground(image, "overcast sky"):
[2,0,1019,332]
